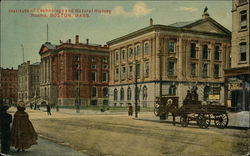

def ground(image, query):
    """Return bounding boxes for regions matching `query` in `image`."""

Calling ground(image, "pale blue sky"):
[0,1,232,69]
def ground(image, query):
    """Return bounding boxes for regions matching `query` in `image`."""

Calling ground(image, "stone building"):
[107,12,231,108]
[18,61,40,104]
[39,35,109,106]
[0,67,18,105]
[224,0,249,111]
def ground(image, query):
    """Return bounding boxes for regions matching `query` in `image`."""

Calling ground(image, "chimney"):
[150,18,153,26]
[86,38,89,45]
[75,35,79,44]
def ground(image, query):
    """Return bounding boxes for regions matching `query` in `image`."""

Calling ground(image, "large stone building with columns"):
[224,0,249,111]
[107,12,231,108]
[39,35,109,106]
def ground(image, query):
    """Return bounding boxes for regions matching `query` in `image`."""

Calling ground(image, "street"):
[6,107,249,156]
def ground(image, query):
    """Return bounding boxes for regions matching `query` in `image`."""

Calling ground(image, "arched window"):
[203,86,210,100]
[92,87,97,97]
[127,87,132,100]
[144,43,149,55]
[103,87,108,98]
[169,85,176,95]
[143,86,147,100]
[135,87,140,100]
[114,89,118,101]
[120,88,124,101]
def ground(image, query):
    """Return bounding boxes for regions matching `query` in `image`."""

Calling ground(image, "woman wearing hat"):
[10,106,38,152]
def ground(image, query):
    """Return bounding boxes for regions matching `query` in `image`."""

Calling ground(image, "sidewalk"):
[1,138,89,156]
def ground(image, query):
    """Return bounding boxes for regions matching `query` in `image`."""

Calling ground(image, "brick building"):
[39,35,109,106]
[224,0,249,111]
[0,67,18,105]
[18,61,40,104]
[107,11,231,108]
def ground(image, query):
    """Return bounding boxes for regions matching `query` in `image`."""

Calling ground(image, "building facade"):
[39,35,109,106]
[107,12,231,108]
[18,61,40,104]
[224,0,249,111]
[0,67,18,105]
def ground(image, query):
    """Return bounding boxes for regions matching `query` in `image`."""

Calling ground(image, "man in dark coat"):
[0,105,12,154]
[47,104,51,115]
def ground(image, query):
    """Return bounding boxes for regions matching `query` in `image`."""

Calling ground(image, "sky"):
[0,1,232,69]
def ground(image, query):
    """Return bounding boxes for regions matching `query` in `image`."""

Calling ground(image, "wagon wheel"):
[180,115,189,127]
[214,113,228,129]
[197,113,210,129]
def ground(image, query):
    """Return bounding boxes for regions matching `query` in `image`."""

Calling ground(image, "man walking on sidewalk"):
[47,104,51,115]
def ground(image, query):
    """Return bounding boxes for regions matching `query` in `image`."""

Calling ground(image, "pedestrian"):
[10,106,38,152]
[37,104,40,110]
[128,105,133,116]
[47,104,51,115]
[56,105,59,112]
[34,103,37,110]
[0,105,12,154]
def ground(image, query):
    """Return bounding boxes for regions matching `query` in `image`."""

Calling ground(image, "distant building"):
[18,61,40,103]
[0,67,18,105]
[39,35,109,106]
[107,11,231,107]
[224,0,249,111]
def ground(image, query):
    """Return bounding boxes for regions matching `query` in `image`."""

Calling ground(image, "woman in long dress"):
[10,106,38,152]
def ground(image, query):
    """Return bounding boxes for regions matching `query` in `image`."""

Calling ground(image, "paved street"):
[1,137,89,156]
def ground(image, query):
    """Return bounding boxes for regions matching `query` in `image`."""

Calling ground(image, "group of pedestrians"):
[0,105,38,155]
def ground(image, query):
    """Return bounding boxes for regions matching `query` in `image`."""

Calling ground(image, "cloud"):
[176,7,198,12]
[108,2,152,17]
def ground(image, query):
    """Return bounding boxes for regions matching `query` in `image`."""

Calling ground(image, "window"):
[168,40,175,53]
[74,56,80,61]
[103,64,108,69]
[75,87,80,97]
[75,71,79,80]
[92,87,97,97]
[102,57,108,63]
[136,45,141,56]
[143,86,147,100]
[136,63,140,79]
[240,42,247,62]
[91,71,96,81]
[144,62,149,77]
[169,85,176,95]
[91,65,96,69]
[214,45,220,60]
[114,89,118,101]
[122,49,126,60]
[203,45,209,59]
[168,61,175,76]
[115,68,119,81]
[240,10,247,29]
[129,65,133,79]
[191,63,196,77]
[115,51,119,61]
[122,66,126,80]
[120,88,124,101]
[214,64,220,78]
[127,87,132,100]
[203,86,210,100]
[144,42,149,55]
[102,72,108,82]
[91,57,96,62]
[191,43,196,58]
[129,48,133,57]
[239,0,247,5]
[202,63,209,77]
[103,87,108,97]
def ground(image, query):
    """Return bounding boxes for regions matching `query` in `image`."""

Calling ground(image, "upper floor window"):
[121,66,126,80]
[102,57,108,63]
[202,63,209,77]
[240,42,247,62]
[115,68,119,81]
[91,65,96,69]
[203,45,209,59]
[103,64,108,69]
[75,71,79,80]
[240,10,247,29]
[129,48,133,57]
[168,40,175,53]
[136,45,141,56]
[122,49,126,60]
[91,71,96,82]
[144,62,149,77]
[214,64,220,78]
[102,72,108,82]
[168,61,175,76]
[115,51,119,61]
[191,63,197,77]
[136,63,140,79]
[74,56,80,61]
[214,45,220,60]
[144,42,149,55]
[91,57,96,62]
[127,87,132,100]
[191,43,196,58]
[92,87,97,97]
[129,65,133,80]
